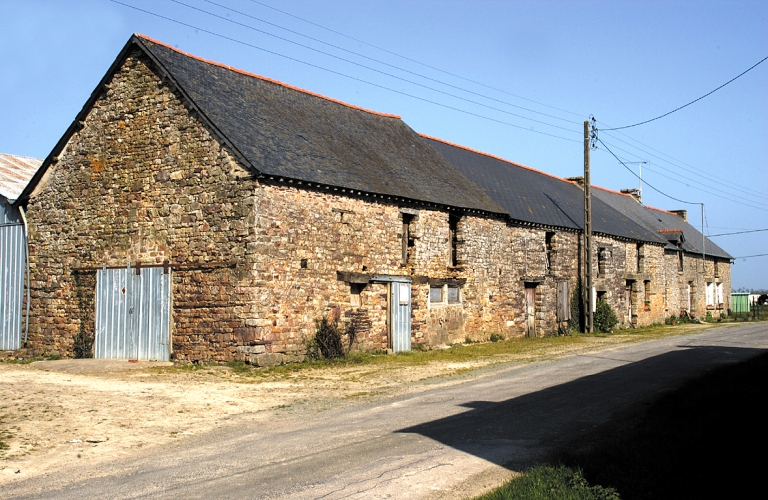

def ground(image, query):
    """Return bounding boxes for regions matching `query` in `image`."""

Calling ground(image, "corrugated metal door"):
[390,281,411,353]
[95,264,171,361]
[0,223,25,350]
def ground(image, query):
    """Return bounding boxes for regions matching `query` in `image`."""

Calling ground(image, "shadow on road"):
[398,344,766,472]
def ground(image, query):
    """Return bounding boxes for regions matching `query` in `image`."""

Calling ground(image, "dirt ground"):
[0,325,714,488]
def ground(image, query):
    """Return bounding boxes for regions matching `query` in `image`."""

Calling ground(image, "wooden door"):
[525,284,536,337]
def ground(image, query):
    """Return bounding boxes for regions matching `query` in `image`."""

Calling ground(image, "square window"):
[429,286,444,303]
[447,285,460,303]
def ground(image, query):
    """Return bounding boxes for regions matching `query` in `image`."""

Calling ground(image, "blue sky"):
[1,0,766,289]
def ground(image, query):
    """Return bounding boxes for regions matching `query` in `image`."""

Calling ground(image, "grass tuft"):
[475,465,619,500]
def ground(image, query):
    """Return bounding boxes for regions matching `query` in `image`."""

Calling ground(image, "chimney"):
[565,176,584,189]
[670,209,688,222]
[620,188,642,203]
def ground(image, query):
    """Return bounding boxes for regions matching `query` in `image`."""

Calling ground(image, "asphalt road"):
[6,323,768,499]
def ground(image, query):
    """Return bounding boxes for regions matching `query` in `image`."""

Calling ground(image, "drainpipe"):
[19,206,31,347]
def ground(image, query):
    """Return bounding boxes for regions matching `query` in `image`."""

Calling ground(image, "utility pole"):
[583,120,594,333]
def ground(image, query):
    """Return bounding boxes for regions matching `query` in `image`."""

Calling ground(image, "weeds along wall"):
[23,48,592,364]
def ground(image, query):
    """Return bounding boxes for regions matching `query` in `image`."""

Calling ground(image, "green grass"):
[475,465,619,500]
[157,323,717,379]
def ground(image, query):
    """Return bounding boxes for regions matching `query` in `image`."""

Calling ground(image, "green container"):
[731,293,750,313]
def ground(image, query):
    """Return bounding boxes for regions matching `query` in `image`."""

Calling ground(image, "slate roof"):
[592,187,732,259]
[19,35,503,215]
[423,136,668,244]
[0,153,42,202]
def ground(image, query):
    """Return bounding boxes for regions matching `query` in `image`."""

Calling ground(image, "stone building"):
[593,187,732,320]
[424,136,672,329]
[10,34,732,363]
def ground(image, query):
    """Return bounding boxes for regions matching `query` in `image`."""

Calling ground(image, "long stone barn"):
[10,34,732,364]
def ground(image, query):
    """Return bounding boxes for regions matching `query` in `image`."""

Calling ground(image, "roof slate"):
[135,36,504,214]
[423,136,668,244]
[0,154,43,202]
[592,187,732,259]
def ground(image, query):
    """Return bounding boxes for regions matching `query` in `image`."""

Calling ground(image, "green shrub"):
[475,464,620,500]
[306,308,352,360]
[489,333,504,342]
[594,300,618,333]
[570,281,583,333]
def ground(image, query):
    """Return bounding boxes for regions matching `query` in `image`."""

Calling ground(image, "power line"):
[198,0,580,127]
[603,54,768,131]
[709,229,768,237]
[169,0,580,135]
[111,1,581,143]
[597,127,768,202]
[246,0,586,120]
[598,139,768,212]
[734,253,768,259]
[596,137,701,206]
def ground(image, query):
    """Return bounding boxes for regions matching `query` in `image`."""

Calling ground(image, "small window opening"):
[644,280,651,309]
[637,243,644,273]
[350,283,365,307]
[597,247,608,276]
[401,213,415,266]
[449,214,461,267]
[447,285,460,304]
[300,259,308,269]
[545,232,555,271]
[677,250,684,272]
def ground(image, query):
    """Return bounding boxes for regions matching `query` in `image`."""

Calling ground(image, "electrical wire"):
[199,0,580,126]
[247,0,587,120]
[734,253,768,259]
[169,0,580,135]
[603,54,768,130]
[709,229,768,237]
[597,139,768,212]
[598,128,768,202]
[597,137,702,206]
[111,0,581,143]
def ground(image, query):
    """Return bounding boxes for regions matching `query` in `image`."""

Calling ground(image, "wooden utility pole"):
[583,120,594,333]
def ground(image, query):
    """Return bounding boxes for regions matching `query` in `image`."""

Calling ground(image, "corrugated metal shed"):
[0,153,40,351]
[0,154,42,204]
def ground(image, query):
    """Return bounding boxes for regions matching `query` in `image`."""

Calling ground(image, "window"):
[350,283,365,307]
[716,283,723,305]
[677,251,684,272]
[545,232,555,271]
[644,281,651,309]
[706,282,714,307]
[597,247,608,276]
[430,284,461,305]
[429,286,443,303]
[449,214,461,267]
[447,285,460,304]
[401,213,415,266]
[637,243,644,273]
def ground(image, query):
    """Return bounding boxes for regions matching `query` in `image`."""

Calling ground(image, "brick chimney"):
[565,176,584,189]
[620,188,642,203]
[670,209,688,222]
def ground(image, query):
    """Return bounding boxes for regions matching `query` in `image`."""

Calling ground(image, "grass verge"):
[475,465,619,500]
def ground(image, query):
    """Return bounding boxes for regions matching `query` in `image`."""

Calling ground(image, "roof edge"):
[136,34,401,120]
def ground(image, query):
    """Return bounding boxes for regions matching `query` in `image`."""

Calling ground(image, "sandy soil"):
[0,325,714,487]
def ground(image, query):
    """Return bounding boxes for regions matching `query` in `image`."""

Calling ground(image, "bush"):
[306,308,353,360]
[476,464,620,500]
[594,300,618,333]
[569,281,583,333]
[490,333,504,342]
